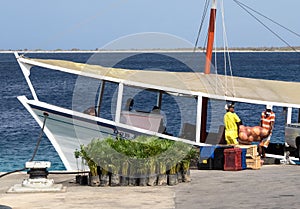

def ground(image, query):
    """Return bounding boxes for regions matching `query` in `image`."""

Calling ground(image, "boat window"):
[120,85,198,139]
[165,94,197,139]
[291,108,300,123]
[72,76,102,114]
[97,81,119,121]
[72,76,119,121]
[122,86,157,113]
[120,86,163,133]
[30,66,77,109]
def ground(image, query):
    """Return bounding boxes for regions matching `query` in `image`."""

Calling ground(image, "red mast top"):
[205,0,217,74]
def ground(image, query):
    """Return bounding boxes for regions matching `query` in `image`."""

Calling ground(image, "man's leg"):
[259,135,271,158]
[258,143,263,157]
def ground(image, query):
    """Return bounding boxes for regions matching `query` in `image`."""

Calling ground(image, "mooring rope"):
[0,112,49,178]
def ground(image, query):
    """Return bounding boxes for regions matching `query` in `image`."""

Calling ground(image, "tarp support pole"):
[196,96,202,144]
[287,107,292,124]
[96,81,106,117]
[115,83,124,123]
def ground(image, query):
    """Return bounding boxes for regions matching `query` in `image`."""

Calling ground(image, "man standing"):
[259,104,276,157]
[224,103,242,145]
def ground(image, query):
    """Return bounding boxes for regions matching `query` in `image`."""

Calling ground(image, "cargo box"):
[224,148,242,171]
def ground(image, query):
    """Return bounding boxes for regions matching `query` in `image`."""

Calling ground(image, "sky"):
[1,0,300,50]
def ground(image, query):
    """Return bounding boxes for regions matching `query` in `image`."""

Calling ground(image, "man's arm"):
[269,121,274,134]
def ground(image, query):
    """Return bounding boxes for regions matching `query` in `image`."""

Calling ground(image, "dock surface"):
[1,165,300,209]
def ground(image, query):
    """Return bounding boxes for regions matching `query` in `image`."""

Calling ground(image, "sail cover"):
[19,57,300,108]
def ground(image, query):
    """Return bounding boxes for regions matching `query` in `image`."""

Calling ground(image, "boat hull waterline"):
[18,96,200,170]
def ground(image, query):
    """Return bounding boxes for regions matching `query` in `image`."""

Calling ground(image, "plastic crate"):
[199,146,216,158]
[224,148,242,171]
[241,148,247,170]
[198,158,214,170]
[213,146,233,170]
[235,145,258,159]
[198,146,216,170]
[246,156,261,169]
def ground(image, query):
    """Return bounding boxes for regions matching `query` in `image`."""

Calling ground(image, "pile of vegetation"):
[75,135,197,186]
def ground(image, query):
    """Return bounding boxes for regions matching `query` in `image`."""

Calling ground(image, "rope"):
[233,0,300,52]
[193,0,210,52]
[193,0,236,98]
[234,0,300,39]
[221,0,235,97]
[220,0,228,95]
[29,112,49,161]
[0,112,49,178]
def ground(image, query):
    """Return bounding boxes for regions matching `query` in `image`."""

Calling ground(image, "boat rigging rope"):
[193,0,210,52]
[0,112,49,178]
[220,0,235,97]
[206,0,236,98]
[194,0,236,98]
[233,0,300,52]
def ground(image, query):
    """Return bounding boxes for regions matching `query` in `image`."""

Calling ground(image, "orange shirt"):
[261,111,275,130]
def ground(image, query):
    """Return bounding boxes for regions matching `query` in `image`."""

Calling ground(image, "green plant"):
[74,145,98,176]
[74,149,81,172]
[78,135,196,178]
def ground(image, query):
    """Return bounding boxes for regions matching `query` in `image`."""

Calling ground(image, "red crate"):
[224,148,242,171]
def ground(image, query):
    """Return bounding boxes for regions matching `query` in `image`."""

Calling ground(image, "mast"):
[201,0,217,142]
[205,0,217,74]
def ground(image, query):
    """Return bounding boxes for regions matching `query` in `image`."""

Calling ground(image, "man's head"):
[266,104,273,112]
[225,103,235,112]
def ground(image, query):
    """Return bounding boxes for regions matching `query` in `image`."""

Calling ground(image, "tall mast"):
[201,0,217,142]
[205,0,217,74]
[204,0,217,74]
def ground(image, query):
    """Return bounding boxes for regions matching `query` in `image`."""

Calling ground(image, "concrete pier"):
[1,165,300,209]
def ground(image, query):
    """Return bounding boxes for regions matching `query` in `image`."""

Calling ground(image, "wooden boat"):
[15,0,300,170]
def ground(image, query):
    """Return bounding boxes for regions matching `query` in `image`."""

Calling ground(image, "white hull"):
[18,96,119,170]
[18,96,200,171]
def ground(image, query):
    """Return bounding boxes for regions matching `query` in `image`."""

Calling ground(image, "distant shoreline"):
[1,47,300,53]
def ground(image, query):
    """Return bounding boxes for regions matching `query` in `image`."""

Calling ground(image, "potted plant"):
[80,135,196,187]
[181,147,197,182]
[77,144,100,186]
[157,161,168,186]
[74,148,88,185]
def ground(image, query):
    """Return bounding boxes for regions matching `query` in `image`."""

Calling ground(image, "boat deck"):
[1,164,300,209]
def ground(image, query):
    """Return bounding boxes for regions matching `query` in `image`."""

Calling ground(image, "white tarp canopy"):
[19,57,300,108]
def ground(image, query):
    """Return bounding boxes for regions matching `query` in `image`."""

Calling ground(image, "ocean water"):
[0,52,299,172]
